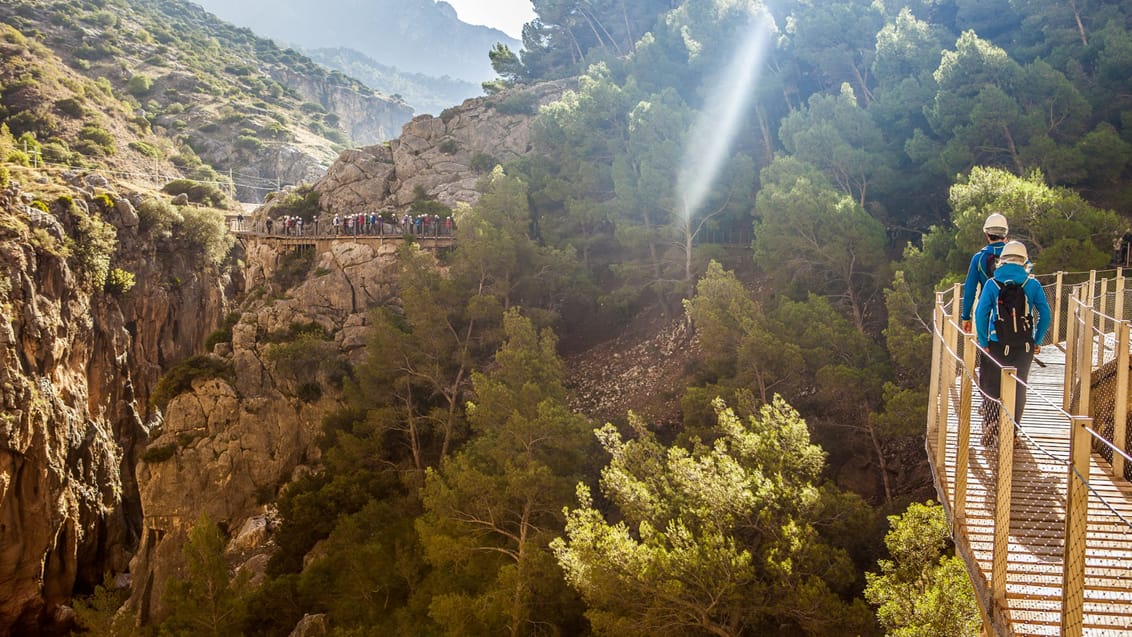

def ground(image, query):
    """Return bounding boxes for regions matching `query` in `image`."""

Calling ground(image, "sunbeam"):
[677,14,773,221]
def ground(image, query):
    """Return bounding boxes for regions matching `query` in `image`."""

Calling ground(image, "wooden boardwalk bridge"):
[226,216,456,254]
[929,271,1132,636]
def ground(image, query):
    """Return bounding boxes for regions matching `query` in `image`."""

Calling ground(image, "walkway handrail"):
[928,269,1132,637]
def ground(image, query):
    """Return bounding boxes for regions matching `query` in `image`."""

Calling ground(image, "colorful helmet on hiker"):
[1000,241,1028,264]
[983,213,1008,237]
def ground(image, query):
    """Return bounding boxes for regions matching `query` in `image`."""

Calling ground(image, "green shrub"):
[493,92,538,115]
[7,109,58,139]
[67,202,117,290]
[205,312,241,351]
[161,179,228,208]
[0,164,8,188]
[150,355,234,411]
[93,193,114,209]
[54,97,85,118]
[78,123,115,155]
[410,198,452,217]
[104,267,135,295]
[87,10,117,28]
[6,150,30,166]
[235,135,263,151]
[176,206,233,266]
[469,152,498,173]
[266,333,340,392]
[439,106,460,122]
[40,140,75,164]
[127,74,153,97]
[262,321,331,344]
[270,186,320,221]
[74,139,108,157]
[74,43,113,61]
[141,443,177,463]
[296,382,322,403]
[270,249,314,290]
[128,140,159,158]
[438,139,459,154]
[136,196,182,235]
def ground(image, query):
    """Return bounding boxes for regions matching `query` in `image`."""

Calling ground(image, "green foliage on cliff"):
[58,196,117,291]
[150,355,234,412]
[103,267,135,295]
[176,205,232,266]
[140,443,177,464]
[162,179,229,209]
[161,513,250,637]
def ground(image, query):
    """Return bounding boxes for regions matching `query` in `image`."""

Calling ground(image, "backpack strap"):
[977,247,996,280]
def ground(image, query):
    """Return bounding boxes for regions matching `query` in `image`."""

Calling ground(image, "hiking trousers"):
[979,340,1035,431]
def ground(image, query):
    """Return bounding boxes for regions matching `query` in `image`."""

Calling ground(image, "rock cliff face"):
[2,77,569,633]
[269,68,415,145]
[313,80,573,215]
[0,178,231,633]
[125,239,405,623]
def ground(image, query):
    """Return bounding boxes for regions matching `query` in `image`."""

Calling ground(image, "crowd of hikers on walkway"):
[236,212,456,238]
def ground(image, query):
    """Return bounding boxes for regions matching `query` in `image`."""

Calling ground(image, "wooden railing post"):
[1115,269,1125,323]
[1061,415,1092,637]
[1115,321,1129,479]
[1089,270,1099,367]
[1079,302,1095,417]
[955,331,977,522]
[1098,277,1110,366]
[1064,288,1080,411]
[928,293,944,440]
[991,366,1018,616]
[1052,271,1064,345]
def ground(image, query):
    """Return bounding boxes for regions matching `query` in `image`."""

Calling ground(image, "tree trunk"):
[1002,124,1025,175]
[755,102,774,165]
[867,420,894,503]
[849,62,875,105]
[1070,0,1088,46]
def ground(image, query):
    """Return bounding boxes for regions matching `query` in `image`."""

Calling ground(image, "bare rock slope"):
[314,80,573,215]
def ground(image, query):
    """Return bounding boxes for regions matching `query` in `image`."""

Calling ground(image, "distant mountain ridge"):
[188,0,520,85]
[305,47,480,116]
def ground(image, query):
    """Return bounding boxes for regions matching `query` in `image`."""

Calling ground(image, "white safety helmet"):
[1000,240,1028,264]
[983,212,1008,237]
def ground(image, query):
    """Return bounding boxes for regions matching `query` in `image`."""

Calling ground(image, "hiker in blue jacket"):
[974,241,1051,447]
[961,212,1009,333]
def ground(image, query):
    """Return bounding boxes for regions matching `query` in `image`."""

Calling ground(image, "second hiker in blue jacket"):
[974,240,1051,447]
[961,212,1009,333]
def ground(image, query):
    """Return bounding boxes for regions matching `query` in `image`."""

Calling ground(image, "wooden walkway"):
[928,271,1132,636]
[234,231,455,255]
[931,344,1132,635]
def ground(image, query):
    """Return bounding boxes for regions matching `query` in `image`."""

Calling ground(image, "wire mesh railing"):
[929,269,1132,637]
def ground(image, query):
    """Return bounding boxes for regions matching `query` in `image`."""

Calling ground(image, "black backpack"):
[993,279,1033,348]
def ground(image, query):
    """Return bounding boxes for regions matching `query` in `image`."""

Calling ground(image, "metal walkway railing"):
[928,270,1132,636]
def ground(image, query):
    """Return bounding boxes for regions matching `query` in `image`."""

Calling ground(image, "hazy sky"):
[441,0,535,38]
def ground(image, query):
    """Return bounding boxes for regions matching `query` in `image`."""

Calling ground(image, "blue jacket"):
[974,262,1051,348]
[961,241,1005,321]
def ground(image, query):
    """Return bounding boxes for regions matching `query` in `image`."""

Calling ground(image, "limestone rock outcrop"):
[313,80,574,216]
[125,238,404,622]
[0,182,231,633]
